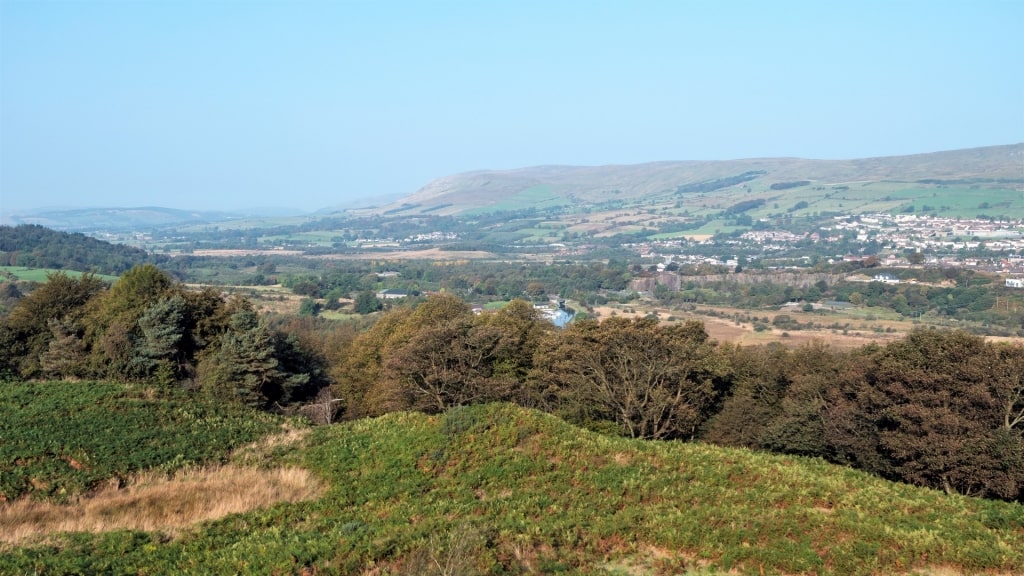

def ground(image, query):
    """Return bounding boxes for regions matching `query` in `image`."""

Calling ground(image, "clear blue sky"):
[1,0,1021,213]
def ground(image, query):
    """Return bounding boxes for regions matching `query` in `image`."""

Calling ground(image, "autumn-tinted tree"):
[534,317,726,440]
[701,343,793,448]
[475,299,550,390]
[825,330,1023,499]
[384,317,511,412]
[330,305,415,418]
[333,294,474,416]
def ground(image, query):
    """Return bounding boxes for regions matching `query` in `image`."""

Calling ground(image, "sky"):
[1,0,1022,213]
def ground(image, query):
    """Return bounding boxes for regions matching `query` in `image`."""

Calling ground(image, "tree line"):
[0,266,326,409]
[2,266,1023,501]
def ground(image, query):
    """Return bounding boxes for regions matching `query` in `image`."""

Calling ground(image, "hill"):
[3,392,1022,575]
[377,143,1024,215]
[0,206,306,233]
[0,224,162,275]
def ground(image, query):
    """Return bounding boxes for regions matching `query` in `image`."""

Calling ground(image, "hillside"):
[378,143,1024,215]
[4,392,1023,575]
[0,224,162,275]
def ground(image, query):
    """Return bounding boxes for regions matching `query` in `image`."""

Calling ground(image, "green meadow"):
[0,266,120,283]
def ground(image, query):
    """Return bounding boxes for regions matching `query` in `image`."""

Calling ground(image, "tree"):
[476,299,550,390]
[200,310,289,408]
[992,343,1024,433]
[298,298,322,317]
[534,317,726,440]
[38,318,88,379]
[332,294,472,417]
[353,291,382,314]
[1,272,106,378]
[825,330,1023,499]
[83,264,179,380]
[384,318,515,412]
[135,295,188,386]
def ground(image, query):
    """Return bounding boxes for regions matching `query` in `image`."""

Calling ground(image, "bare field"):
[186,249,305,257]
[591,303,1021,348]
[318,248,495,260]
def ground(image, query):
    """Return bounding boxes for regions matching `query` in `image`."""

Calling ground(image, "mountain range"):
[4,144,1021,229]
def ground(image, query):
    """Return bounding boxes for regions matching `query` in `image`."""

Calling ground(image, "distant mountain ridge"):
[4,145,1021,226]
[377,143,1024,215]
[0,206,307,232]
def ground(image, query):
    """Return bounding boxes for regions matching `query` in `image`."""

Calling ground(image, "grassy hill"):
[3,386,1023,575]
[377,143,1024,216]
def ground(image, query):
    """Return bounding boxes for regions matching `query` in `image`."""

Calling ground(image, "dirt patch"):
[317,248,495,260]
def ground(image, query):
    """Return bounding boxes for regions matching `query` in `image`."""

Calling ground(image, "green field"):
[466,185,572,215]
[4,389,1023,575]
[0,266,120,283]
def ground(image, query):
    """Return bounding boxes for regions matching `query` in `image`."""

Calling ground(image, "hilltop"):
[3,388,1023,575]
[376,143,1024,215]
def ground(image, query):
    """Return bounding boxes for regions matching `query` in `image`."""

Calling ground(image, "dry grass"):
[0,465,324,546]
[591,302,1024,349]
[231,420,311,466]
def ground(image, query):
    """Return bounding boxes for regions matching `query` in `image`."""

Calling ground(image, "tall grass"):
[0,465,323,546]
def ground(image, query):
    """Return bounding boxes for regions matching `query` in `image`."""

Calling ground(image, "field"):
[592,300,1020,348]
[3,385,1024,575]
[464,185,572,215]
[0,266,120,283]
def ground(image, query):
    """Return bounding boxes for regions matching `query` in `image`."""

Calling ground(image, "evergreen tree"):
[136,295,188,386]
[200,310,289,408]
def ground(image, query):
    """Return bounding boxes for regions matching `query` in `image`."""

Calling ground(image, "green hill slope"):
[379,143,1024,215]
[5,401,1023,575]
[0,224,162,275]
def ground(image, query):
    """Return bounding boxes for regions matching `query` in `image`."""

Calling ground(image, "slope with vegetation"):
[2,257,1024,572]
[2,388,1024,575]
[2,266,1024,502]
[0,224,164,275]
[380,144,1024,215]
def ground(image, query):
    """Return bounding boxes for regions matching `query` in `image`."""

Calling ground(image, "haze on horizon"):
[1,0,1021,215]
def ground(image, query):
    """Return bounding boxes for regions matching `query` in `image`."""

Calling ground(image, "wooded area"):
[2,265,1023,502]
